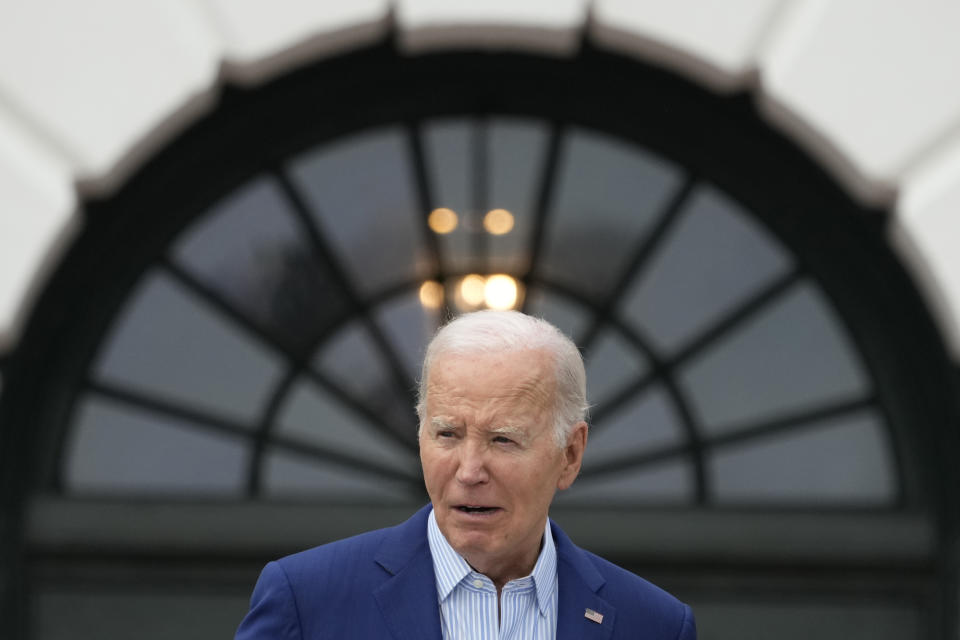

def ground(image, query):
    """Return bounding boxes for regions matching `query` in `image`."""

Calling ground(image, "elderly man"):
[236,310,696,639]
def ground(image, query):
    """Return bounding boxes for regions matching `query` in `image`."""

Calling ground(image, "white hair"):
[416,310,589,447]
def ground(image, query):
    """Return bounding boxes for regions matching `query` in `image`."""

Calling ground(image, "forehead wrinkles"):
[426,353,557,415]
[504,374,555,408]
[426,374,553,409]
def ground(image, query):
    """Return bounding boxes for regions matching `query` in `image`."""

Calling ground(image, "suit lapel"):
[553,521,616,640]
[370,508,616,640]
[373,506,443,640]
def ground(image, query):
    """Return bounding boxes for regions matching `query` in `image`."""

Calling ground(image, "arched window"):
[3,46,955,640]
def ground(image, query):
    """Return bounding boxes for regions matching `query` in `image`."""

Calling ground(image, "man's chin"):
[443,521,501,551]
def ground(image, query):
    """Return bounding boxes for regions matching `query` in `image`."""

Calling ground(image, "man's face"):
[419,348,586,579]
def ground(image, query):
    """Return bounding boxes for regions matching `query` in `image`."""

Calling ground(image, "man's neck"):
[464,535,544,594]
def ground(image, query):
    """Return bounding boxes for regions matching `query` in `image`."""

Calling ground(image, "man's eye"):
[493,435,514,444]
[437,430,455,438]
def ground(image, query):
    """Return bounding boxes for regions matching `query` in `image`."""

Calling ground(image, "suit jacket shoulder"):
[236,505,440,640]
[552,521,696,639]
[274,521,397,598]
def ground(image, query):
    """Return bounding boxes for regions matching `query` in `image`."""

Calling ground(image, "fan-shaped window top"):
[61,117,893,508]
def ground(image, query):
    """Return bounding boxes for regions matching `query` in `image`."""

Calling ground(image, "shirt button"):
[472,579,484,588]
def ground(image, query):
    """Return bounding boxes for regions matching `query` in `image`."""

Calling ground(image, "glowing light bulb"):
[459,274,486,307]
[428,208,458,234]
[484,274,519,310]
[483,208,514,235]
[419,280,444,309]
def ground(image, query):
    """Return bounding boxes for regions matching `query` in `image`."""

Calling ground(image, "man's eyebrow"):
[430,417,456,430]
[489,425,530,442]
[490,425,524,435]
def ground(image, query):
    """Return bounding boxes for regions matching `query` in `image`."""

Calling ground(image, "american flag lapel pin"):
[584,608,604,624]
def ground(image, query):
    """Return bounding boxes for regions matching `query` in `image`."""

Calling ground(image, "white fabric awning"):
[2,0,960,356]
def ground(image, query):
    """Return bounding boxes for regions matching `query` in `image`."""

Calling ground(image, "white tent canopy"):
[1,0,960,358]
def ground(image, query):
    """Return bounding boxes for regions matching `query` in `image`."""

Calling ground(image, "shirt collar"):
[426,507,558,615]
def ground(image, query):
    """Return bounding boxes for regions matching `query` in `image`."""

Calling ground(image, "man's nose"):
[455,441,489,485]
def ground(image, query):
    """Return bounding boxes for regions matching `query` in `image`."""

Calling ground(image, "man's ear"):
[557,421,588,491]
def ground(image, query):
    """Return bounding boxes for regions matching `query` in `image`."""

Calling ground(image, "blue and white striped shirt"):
[427,508,558,640]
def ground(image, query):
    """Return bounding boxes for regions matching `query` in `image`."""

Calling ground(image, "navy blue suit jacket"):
[236,505,696,639]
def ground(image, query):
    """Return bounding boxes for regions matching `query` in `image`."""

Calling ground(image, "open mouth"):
[456,505,498,514]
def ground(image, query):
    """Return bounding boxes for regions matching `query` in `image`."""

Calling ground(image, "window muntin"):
[93,271,284,425]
